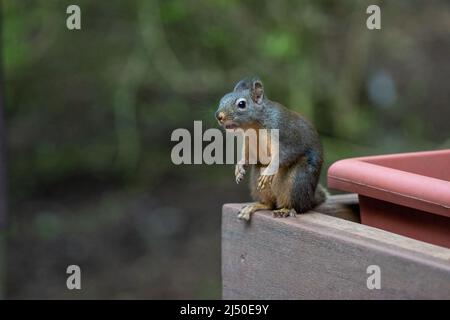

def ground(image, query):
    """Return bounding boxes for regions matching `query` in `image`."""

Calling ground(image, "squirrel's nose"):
[216,111,225,122]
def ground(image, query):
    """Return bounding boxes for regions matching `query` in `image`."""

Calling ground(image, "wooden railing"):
[222,194,450,299]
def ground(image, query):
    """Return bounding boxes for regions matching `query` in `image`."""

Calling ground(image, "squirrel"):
[215,77,328,221]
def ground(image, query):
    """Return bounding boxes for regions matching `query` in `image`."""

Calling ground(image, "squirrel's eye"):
[237,99,246,109]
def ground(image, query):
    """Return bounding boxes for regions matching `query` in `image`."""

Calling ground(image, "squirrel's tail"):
[314,184,329,206]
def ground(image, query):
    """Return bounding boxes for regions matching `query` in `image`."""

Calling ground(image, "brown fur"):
[217,77,327,219]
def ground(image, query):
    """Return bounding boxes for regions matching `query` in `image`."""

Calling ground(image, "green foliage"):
[2,0,449,197]
[4,0,449,200]
[3,0,450,300]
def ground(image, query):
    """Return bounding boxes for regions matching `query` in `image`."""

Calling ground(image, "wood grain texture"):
[222,196,450,299]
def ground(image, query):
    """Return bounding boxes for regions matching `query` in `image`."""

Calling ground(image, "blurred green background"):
[0,0,449,298]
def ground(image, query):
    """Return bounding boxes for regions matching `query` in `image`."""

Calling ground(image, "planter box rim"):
[328,149,450,218]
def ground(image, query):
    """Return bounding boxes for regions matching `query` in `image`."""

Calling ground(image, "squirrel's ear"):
[233,79,250,92]
[251,79,264,104]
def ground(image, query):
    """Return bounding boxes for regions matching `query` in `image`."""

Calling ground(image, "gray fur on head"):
[216,77,267,129]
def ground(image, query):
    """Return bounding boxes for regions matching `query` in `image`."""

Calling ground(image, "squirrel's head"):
[215,77,266,130]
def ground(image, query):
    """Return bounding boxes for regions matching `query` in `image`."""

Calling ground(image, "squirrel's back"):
[264,100,323,170]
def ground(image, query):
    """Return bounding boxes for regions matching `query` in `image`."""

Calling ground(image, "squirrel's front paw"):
[257,174,274,191]
[235,164,246,184]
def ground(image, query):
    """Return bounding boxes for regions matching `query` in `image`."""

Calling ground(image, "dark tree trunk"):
[0,0,8,225]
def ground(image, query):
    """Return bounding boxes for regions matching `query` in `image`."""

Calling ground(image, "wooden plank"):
[222,196,450,299]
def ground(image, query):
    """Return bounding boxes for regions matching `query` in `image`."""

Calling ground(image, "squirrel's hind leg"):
[270,157,321,215]
[238,202,273,221]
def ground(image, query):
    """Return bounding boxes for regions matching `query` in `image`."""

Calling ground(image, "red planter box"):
[328,149,450,248]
